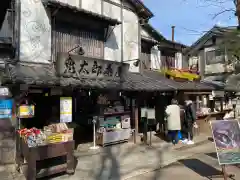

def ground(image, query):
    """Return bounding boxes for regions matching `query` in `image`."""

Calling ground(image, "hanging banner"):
[60,97,72,123]
[19,105,35,118]
[0,99,13,119]
[210,120,240,165]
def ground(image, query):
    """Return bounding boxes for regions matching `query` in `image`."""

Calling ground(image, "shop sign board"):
[210,120,240,165]
[60,97,72,123]
[18,105,35,118]
[141,108,147,118]
[0,99,12,119]
[0,87,10,96]
[56,53,129,80]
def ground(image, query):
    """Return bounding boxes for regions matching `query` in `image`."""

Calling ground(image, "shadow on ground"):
[92,142,169,180]
[206,152,218,159]
[179,158,224,180]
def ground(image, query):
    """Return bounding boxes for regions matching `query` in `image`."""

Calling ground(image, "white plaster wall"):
[189,56,199,70]
[205,63,225,74]
[56,0,79,7]
[81,0,102,15]
[204,46,225,74]
[103,2,121,62]
[123,9,139,72]
[175,52,182,69]
[20,0,51,63]
[150,46,161,70]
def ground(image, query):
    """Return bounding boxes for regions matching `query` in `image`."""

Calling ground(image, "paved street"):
[2,136,240,180]
[50,141,240,180]
[128,148,240,180]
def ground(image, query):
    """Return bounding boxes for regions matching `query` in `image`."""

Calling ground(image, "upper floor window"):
[53,21,104,60]
[205,49,225,65]
[140,40,151,69]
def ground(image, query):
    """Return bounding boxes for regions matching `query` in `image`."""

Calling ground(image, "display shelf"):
[103,111,131,116]
[16,135,75,180]
[96,128,131,147]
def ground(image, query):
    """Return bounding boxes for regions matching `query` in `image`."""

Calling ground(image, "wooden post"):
[134,100,138,144]
[222,165,228,180]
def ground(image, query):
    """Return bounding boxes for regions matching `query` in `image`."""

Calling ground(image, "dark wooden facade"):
[0,0,15,56]
[52,19,105,62]
[140,40,151,69]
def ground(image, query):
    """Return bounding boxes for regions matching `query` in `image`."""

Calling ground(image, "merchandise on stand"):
[17,123,73,147]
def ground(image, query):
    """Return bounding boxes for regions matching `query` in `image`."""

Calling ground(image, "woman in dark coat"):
[182,100,197,145]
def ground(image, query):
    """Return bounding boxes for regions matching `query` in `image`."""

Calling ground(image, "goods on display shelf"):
[17,123,73,147]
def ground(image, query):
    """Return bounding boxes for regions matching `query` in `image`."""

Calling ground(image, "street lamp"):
[67,44,85,55]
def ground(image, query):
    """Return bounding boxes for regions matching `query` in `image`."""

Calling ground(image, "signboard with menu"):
[210,120,240,165]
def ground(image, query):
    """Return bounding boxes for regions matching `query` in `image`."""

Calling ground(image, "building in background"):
[184,25,237,91]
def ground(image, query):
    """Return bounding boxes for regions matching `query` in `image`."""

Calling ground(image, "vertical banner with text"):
[60,97,72,123]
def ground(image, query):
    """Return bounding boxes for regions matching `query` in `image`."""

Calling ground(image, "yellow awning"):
[160,68,200,81]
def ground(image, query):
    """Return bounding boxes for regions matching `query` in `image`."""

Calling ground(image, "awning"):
[160,68,200,81]
[202,75,239,92]
[43,0,121,26]
[143,70,214,91]
[225,74,240,92]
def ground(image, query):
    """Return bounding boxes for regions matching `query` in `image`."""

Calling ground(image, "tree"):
[201,1,240,63]
[219,28,240,62]
[202,0,240,26]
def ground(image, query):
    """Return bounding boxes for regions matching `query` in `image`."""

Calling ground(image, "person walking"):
[183,99,197,145]
[165,99,181,145]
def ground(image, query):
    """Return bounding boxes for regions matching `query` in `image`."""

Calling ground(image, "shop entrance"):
[20,93,60,130]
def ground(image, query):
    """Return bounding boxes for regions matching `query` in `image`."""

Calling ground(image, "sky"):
[143,0,237,46]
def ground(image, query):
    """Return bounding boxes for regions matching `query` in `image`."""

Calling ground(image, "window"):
[205,49,225,65]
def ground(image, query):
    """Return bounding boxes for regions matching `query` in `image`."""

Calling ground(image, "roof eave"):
[43,0,121,26]
[130,0,154,19]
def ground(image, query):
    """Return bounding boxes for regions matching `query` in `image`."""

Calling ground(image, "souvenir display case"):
[16,123,75,180]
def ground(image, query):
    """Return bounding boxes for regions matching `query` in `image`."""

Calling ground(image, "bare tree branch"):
[211,8,236,19]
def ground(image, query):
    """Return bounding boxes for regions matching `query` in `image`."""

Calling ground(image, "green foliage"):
[218,29,240,63]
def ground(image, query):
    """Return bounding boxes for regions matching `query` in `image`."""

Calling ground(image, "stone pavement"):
[50,134,212,180]
[0,133,212,180]
[128,144,240,180]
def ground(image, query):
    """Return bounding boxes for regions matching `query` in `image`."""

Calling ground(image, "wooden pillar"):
[134,99,138,143]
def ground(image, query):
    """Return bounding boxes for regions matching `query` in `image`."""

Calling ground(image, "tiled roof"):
[4,64,216,92]
[122,72,175,91]
[5,64,121,89]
